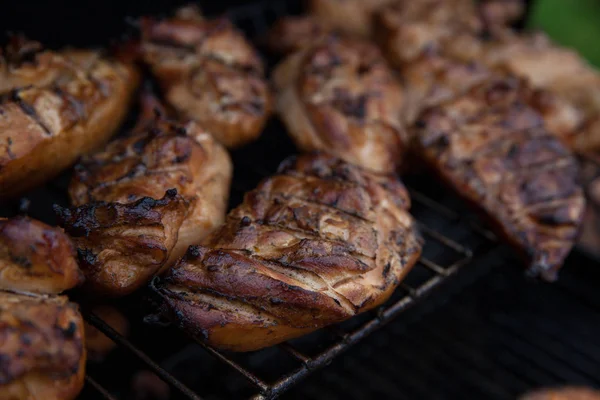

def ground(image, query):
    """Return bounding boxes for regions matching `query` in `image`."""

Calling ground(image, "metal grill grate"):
[5,0,599,399]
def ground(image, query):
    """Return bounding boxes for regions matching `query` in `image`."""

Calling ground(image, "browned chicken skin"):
[0,291,85,400]
[151,153,422,351]
[0,36,139,199]
[138,6,271,148]
[273,37,406,173]
[0,216,83,294]
[56,93,232,297]
[413,77,585,281]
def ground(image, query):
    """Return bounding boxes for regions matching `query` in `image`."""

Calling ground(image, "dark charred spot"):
[173,126,187,136]
[165,188,178,198]
[507,143,519,159]
[20,334,32,345]
[10,254,31,268]
[61,321,78,338]
[414,119,427,129]
[332,298,341,307]
[186,245,202,259]
[332,90,368,120]
[433,135,450,150]
[478,30,493,42]
[132,138,148,153]
[77,248,97,269]
[206,265,219,272]
[240,216,251,227]
[270,297,284,305]
[382,262,392,277]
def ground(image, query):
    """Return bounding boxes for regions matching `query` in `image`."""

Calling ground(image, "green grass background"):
[528,0,600,67]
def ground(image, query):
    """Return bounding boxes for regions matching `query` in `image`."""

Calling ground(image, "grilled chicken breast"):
[0,36,139,199]
[138,6,271,148]
[481,32,600,152]
[151,153,422,351]
[56,93,232,297]
[273,37,406,173]
[413,77,585,281]
[0,216,83,294]
[0,291,85,400]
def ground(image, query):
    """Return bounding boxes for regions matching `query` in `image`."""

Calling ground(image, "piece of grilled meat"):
[56,93,232,297]
[0,216,83,294]
[266,16,332,56]
[273,37,406,173]
[138,6,271,148]
[0,291,85,400]
[0,36,139,199]
[151,153,422,351]
[481,32,600,153]
[413,77,585,281]
[309,0,398,38]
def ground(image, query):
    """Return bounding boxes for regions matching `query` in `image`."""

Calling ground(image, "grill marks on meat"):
[0,291,85,400]
[138,6,271,148]
[0,217,83,295]
[0,37,139,199]
[273,37,406,173]
[57,92,232,297]
[414,78,585,281]
[152,153,422,351]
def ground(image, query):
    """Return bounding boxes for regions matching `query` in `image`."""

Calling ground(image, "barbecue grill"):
[2,0,600,399]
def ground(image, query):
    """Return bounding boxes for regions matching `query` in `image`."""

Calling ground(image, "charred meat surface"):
[138,6,272,148]
[273,37,406,173]
[58,93,232,297]
[0,36,139,199]
[413,77,585,281]
[0,216,83,294]
[151,153,422,351]
[0,291,85,400]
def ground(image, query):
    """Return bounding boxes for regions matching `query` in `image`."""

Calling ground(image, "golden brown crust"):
[58,94,232,297]
[0,291,85,400]
[152,153,422,351]
[273,37,406,173]
[138,7,271,148]
[0,217,83,295]
[413,77,585,281]
[0,37,139,199]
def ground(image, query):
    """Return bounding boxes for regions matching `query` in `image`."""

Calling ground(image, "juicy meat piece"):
[309,0,398,38]
[0,36,139,199]
[84,305,129,361]
[138,6,271,148]
[57,93,232,297]
[151,153,422,351]
[482,32,600,152]
[373,0,488,68]
[413,77,585,281]
[273,37,406,173]
[266,16,332,55]
[0,216,83,294]
[0,291,85,400]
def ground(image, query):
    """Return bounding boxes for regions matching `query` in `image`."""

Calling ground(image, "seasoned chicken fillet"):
[481,32,600,152]
[56,93,232,297]
[0,216,83,294]
[151,153,422,351]
[413,77,585,281]
[273,37,406,173]
[138,6,271,148]
[0,291,85,400]
[0,36,139,199]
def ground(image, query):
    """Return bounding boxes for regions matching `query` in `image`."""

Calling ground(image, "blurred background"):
[529,0,600,66]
